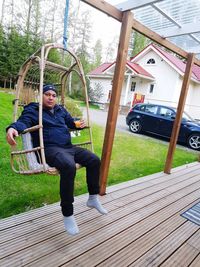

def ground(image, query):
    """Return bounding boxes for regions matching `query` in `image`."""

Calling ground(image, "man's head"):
[42,84,57,109]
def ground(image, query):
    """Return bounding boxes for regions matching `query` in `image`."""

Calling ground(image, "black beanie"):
[43,84,57,94]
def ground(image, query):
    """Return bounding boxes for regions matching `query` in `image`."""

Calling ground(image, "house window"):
[158,107,174,118]
[149,84,154,93]
[147,58,155,64]
[145,105,158,114]
[131,81,136,92]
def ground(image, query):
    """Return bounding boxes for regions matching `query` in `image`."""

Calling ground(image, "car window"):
[145,105,158,114]
[182,111,193,121]
[158,107,174,118]
[176,109,194,121]
[139,105,146,111]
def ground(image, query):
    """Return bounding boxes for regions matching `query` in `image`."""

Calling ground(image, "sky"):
[77,0,123,59]
[0,0,125,60]
[82,0,123,41]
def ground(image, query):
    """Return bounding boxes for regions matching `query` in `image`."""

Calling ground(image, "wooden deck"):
[1,162,200,267]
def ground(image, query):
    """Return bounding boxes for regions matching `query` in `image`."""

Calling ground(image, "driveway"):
[82,108,197,152]
[82,108,128,133]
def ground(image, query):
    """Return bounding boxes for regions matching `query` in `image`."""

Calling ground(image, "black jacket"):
[7,103,76,148]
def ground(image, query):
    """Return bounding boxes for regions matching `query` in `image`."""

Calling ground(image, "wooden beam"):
[164,53,195,174]
[81,0,122,21]
[81,0,200,66]
[99,11,133,195]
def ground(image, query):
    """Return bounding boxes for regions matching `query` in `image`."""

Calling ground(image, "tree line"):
[0,0,148,98]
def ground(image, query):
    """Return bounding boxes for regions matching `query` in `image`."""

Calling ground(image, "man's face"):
[43,90,57,109]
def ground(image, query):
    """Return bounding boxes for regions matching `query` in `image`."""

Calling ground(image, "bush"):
[88,82,104,102]
[65,98,82,118]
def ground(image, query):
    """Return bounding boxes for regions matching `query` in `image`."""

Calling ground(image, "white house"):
[87,43,200,119]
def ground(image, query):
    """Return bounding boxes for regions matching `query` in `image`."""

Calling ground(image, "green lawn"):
[75,100,100,110]
[0,91,198,219]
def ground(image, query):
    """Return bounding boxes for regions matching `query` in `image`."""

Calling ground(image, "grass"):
[75,100,100,110]
[0,91,198,219]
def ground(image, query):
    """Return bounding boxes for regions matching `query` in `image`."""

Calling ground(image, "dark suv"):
[126,103,200,150]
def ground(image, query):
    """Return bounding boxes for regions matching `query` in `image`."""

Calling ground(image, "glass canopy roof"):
[108,0,200,56]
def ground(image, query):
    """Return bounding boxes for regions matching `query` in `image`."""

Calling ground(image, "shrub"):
[65,98,82,118]
[88,82,104,102]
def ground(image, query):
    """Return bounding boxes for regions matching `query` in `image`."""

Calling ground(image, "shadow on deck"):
[1,162,200,267]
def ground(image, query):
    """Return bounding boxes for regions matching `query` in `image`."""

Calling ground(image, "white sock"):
[63,215,79,236]
[87,194,108,215]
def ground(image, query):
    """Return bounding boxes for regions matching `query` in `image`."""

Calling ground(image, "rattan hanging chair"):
[11,43,93,175]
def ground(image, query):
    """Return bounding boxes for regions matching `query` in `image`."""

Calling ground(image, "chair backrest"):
[22,132,82,173]
[22,133,48,171]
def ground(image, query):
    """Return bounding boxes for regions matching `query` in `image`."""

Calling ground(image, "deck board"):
[1,162,200,266]
[189,254,200,267]
[160,231,200,267]
[2,162,199,244]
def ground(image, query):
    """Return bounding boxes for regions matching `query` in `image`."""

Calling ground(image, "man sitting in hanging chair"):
[6,84,108,236]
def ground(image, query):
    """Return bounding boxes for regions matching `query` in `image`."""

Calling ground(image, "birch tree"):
[92,39,103,68]
[32,0,41,39]
[25,0,33,42]
[0,0,6,24]
[75,10,92,57]
[105,36,118,62]
[50,0,57,41]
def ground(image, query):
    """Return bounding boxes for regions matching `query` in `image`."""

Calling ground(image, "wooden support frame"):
[81,0,122,21]
[81,0,200,66]
[164,53,195,174]
[100,11,133,195]
[81,0,200,193]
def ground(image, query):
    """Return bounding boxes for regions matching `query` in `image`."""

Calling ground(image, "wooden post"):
[164,53,195,174]
[39,45,47,171]
[99,11,133,195]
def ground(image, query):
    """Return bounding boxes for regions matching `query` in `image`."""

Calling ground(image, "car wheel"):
[187,134,200,150]
[129,119,142,133]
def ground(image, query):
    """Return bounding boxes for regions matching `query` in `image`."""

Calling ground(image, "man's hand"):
[75,119,86,129]
[6,128,19,146]
[79,119,86,128]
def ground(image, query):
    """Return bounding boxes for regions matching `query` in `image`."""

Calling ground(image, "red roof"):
[152,44,199,80]
[192,64,200,81]
[89,44,200,82]
[133,43,200,82]
[88,61,154,79]
[127,61,154,78]
[88,63,112,75]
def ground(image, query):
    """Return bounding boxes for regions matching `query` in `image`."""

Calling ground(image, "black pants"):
[45,146,100,216]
